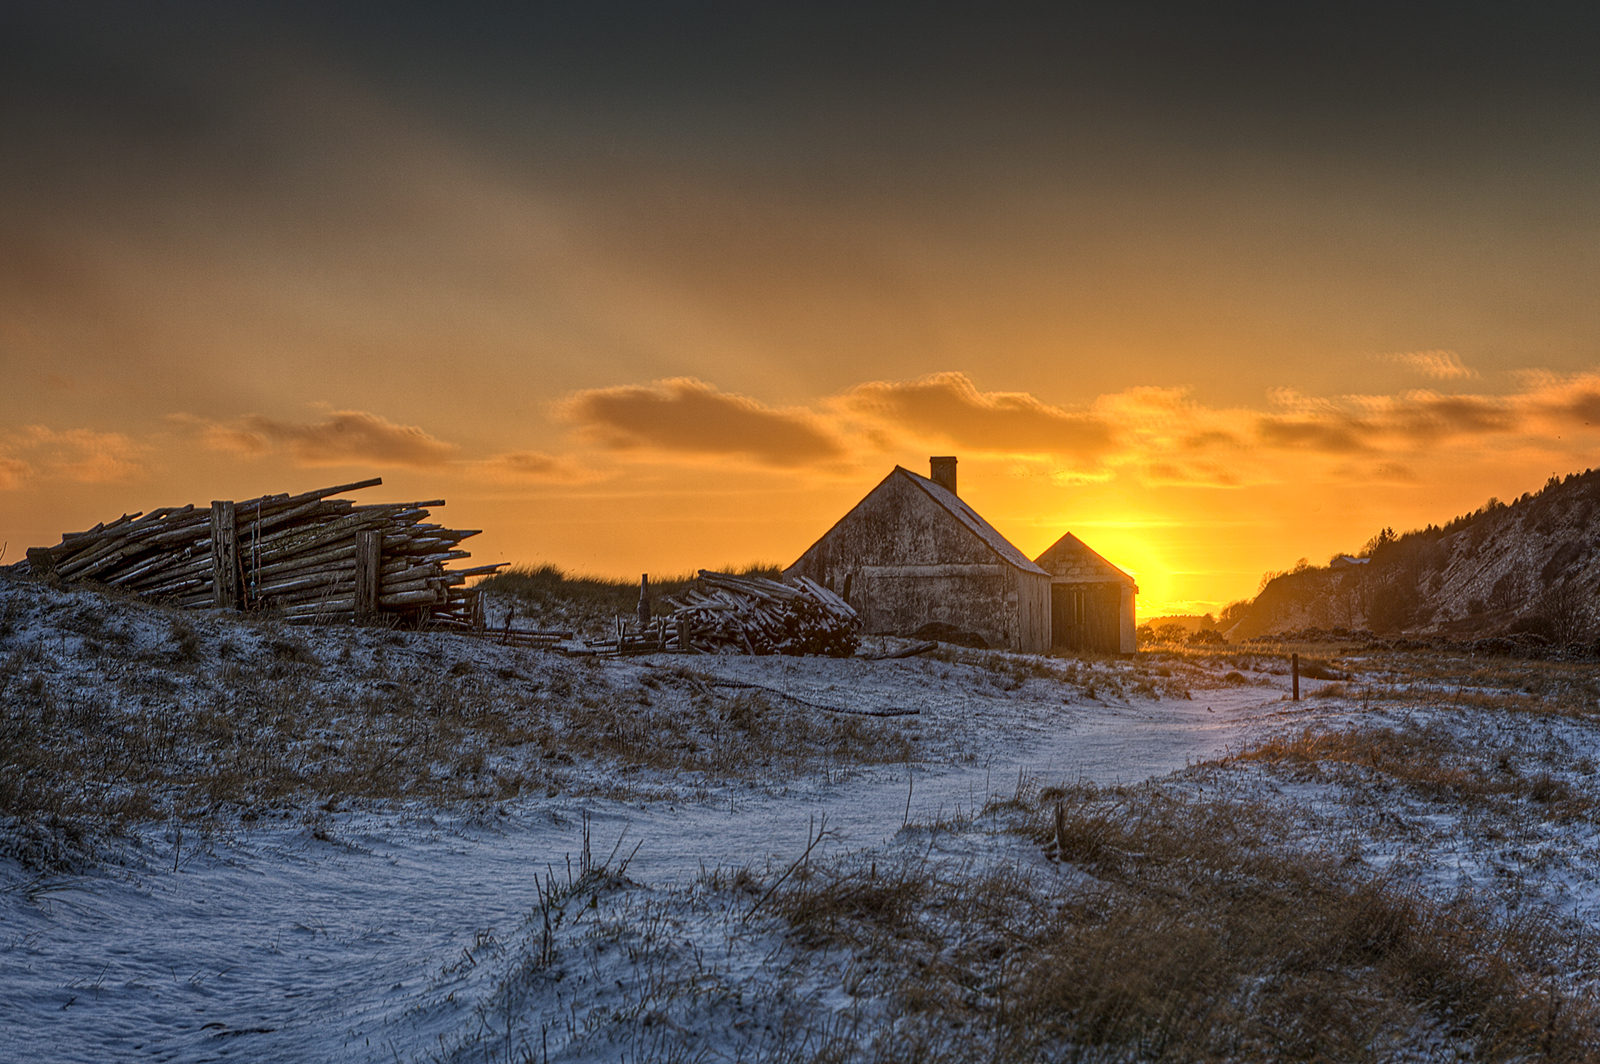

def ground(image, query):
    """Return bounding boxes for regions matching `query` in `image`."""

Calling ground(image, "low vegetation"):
[479,562,782,638]
[442,764,1600,1063]
[0,578,907,836]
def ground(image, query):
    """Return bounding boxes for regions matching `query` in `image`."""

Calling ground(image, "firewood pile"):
[659,570,860,656]
[8,478,503,628]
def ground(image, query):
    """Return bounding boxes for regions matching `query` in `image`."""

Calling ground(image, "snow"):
[4,576,1599,1061]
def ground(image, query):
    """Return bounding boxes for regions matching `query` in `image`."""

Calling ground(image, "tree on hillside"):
[1536,582,1593,646]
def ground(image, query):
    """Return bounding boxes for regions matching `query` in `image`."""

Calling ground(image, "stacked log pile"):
[8,478,502,628]
[661,570,860,656]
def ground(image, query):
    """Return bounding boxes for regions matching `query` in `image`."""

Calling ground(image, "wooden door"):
[1052,584,1120,653]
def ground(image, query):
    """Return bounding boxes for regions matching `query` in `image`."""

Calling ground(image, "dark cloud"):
[181,410,459,468]
[479,451,597,484]
[279,3,1600,139]
[1181,430,1243,452]
[1537,383,1600,427]
[1256,416,1373,454]
[1387,394,1516,440]
[1143,461,1241,488]
[563,378,845,467]
[1259,392,1521,454]
[845,373,1116,458]
[1372,462,1421,483]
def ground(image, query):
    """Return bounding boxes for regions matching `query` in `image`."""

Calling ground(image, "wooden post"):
[637,573,651,631]
[676,615,689,654]
[210,501,242,609]
[1292,652,1299,701]
[354,530,381,622]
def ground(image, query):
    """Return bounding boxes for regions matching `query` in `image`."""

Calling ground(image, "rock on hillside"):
[1225,469,1600,642]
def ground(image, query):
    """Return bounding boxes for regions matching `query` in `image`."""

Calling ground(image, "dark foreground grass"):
[751,786,1599,1063]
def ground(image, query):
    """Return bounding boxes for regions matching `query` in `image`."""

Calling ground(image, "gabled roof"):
[1034,531,1137,588]
[894,467,1049,576]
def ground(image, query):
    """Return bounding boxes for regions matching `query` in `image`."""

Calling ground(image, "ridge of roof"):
[894,466,1049,577]
[1037,530,1137,585]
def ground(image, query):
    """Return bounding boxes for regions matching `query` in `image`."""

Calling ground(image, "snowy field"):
[3,575,1599,1061]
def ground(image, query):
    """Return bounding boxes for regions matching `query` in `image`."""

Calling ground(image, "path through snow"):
[2,660,1325,1063]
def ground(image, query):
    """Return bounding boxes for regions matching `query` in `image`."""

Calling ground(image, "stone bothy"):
[784,457,1138,654]
[1033,532,1139,654]
[783,459,1053,652]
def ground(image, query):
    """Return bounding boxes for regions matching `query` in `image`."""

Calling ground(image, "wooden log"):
[446,563,507,578]
[56,528,166,579]
[241,477,382,514]
[249,508,400,563]
[131,554,221,597]
[263,579,358,607]
[54,511,142,549]
[379,587,446,607]
[354,530,380,622]
[210,501,243,609]
[375,574,439,596]
[280,598,357,620]
[251,568,355,599]
[113,545,202,588]
[57,510,212,579]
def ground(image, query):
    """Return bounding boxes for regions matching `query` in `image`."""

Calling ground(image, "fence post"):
[354,530,381,622]
[1292,652,1299,701]
[210,501,242,609]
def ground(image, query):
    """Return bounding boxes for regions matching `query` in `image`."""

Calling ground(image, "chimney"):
[929,456,957,496]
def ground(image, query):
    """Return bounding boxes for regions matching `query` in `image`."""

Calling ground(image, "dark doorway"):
[1051,583,1120,653]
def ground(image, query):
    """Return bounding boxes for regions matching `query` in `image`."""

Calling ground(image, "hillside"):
[1224,469,1600,645]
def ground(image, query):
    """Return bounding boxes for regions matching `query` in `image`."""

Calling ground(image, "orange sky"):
[5,4,1600,615]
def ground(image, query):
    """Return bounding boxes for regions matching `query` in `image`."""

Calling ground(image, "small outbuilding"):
[1033,533,1139,654]
[783,457,1052,652]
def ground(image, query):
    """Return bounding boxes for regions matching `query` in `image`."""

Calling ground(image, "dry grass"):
[1227,722,1595,819]
[742,785,1600,1063]
[479,561,783,637]
[1336,650,1600,718]
[0,584,912,832]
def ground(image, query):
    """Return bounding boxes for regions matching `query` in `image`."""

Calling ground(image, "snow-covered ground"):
[3,577,1598,1061]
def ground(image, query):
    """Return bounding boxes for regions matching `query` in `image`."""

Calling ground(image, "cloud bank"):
[181,410,459,468]
[844,372,1117,459]
[548,368,1600,489]
[563,378,846,467]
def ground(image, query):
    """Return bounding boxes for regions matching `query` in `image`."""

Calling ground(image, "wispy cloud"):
[0,455,32,490]
[563,378,846,468]
[2,427,146,485]
[1384,349,1479,380]
[475,451,602,484]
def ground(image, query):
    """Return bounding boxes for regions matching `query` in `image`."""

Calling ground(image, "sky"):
[4,2,1600,615]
